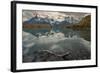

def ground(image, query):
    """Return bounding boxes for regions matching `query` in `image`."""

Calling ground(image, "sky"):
[22,10,90,22]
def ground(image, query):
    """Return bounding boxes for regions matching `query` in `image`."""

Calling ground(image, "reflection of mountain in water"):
[23,31,91,62]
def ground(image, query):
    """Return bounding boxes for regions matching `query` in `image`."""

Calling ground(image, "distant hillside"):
[23,24,51,29]
[78,15,91,27]
[65,15,91,29]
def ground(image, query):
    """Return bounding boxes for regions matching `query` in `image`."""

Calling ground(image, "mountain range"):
[23,16,79,26]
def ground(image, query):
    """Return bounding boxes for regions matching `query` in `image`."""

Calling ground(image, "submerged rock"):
[32,50,64,62]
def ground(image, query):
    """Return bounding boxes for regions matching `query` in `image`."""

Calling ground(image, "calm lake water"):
[23,27,91,41]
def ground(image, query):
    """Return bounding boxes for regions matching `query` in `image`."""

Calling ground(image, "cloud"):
[22,10,90,22]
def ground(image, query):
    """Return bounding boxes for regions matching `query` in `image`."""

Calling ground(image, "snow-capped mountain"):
[23,16,79,26]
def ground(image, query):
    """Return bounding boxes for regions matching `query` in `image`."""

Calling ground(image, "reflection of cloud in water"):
[23,31,90,62]
[23,31,36,47]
